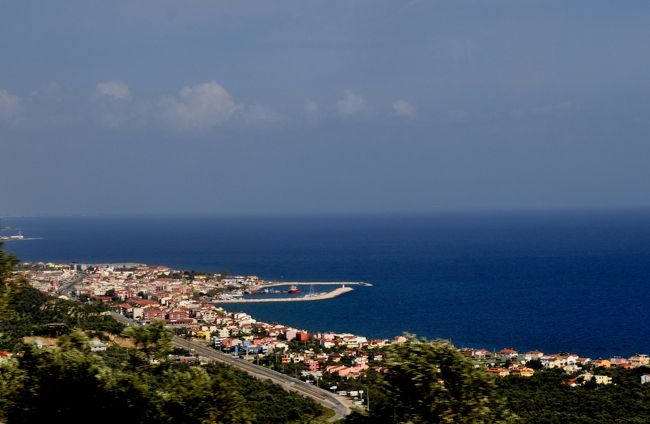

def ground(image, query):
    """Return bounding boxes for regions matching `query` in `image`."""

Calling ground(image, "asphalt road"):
[110,312,351,422]
[59,271,88,295]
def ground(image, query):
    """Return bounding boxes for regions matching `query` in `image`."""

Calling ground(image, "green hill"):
[0,243,326,424]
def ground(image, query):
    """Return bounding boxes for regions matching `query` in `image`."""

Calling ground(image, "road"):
[110,313,351,422]
[59,271,87,295]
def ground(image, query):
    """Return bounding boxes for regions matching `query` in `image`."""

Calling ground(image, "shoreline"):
[16,260,650,359]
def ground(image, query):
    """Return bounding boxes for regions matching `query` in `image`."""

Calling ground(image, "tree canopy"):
[0,242,18,286]
[383,337,515,423]
[0,243,327,423]
[122,320,172,360]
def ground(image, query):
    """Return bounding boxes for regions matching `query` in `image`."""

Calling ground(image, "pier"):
[213,286,355,303]
[213,281,372,304]
[257,281,373,289]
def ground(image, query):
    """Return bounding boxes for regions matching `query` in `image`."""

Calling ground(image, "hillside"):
[0,243,327,423]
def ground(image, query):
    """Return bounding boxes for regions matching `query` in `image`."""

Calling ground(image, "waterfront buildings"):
[17,261,650,385]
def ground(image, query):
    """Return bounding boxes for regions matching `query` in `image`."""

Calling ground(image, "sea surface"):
[4,211,650,358]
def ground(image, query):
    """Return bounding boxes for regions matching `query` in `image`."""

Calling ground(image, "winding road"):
[110,312,351,422]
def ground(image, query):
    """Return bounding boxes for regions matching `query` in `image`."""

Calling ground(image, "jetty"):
[213,286,355,304]
[257,281,373,289]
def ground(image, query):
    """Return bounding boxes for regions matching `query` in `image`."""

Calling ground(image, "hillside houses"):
[20,261,650,390]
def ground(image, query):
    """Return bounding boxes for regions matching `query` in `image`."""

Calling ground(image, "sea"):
[4,210,650,358]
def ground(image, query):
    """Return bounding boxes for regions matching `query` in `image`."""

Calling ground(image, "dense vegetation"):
[343,337,516,424]
[0,243,326,423]
[496,367,650,423]
[339,343,650,423]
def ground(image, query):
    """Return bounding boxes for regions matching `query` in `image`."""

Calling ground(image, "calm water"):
[4,211,650,358]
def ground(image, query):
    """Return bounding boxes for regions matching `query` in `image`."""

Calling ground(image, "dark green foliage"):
[343,346,650,423]
[0,282,124,351]
[206,363,326,423]
[496,368,650,423]
[0,244,326,423]
[0,242,18,285]
[7,337,113,423]
[1,243,123,350]
[345,336,516,424]
[0,325,326,423]
[123,320,172,359]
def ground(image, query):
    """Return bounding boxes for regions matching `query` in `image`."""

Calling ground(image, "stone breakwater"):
[213,286,354,303]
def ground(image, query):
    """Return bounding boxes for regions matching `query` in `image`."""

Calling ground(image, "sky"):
[1,0,650,216]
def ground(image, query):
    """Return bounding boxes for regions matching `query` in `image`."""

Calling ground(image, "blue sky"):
[1,1,650,215]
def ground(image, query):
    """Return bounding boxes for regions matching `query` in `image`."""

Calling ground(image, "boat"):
[304,284,318,297]
[288,285,301,294]
[0,230,24,241]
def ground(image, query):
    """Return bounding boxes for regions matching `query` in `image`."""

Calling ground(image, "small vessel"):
[288,285,301,294]
[0,230,24,241]
[304,284,318,297]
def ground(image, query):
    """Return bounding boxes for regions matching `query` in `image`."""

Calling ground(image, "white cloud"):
[159,81,239,130]
[93,81,134,128]
[304,100,322,122]
[336,90,366,118]
[95,81,132,102]
[393,99,416,118]
[0,89,20,120]
[243,104,282,125]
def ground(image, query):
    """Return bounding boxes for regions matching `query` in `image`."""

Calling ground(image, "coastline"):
[6,213,650,358]
[18,260,650,363]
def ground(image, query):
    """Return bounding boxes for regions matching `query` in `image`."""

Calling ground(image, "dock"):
[257,281,373,289]
[213,286,355,304]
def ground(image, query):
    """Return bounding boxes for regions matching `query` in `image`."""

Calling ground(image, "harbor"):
[213,286,355,303]
[257,281,373,289]
[213,281,372,304]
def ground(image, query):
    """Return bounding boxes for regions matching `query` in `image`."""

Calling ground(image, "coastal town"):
[15,261,650,396]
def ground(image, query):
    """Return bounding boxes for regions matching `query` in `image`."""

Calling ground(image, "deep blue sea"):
[4,211,650,358]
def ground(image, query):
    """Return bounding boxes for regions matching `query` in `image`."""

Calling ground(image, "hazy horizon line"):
[3,205,650,220]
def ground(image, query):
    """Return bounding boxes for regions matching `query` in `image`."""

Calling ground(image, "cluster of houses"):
[464,347,650,385]
[18,262,78,293]
[201,312,391,380]
[18,262,388,380]
[18,262,650,386]
[18,262,260,304]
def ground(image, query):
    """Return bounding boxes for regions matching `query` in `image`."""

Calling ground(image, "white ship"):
[0,230,24,241]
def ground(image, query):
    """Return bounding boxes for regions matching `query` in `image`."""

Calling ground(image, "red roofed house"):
[486,367,510,377]
[144,307,165,322]
[168,309,190,321]
[610,357,630,368]
[498,348,518,359]
[303,359,319,372]
[296,331,310,342]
